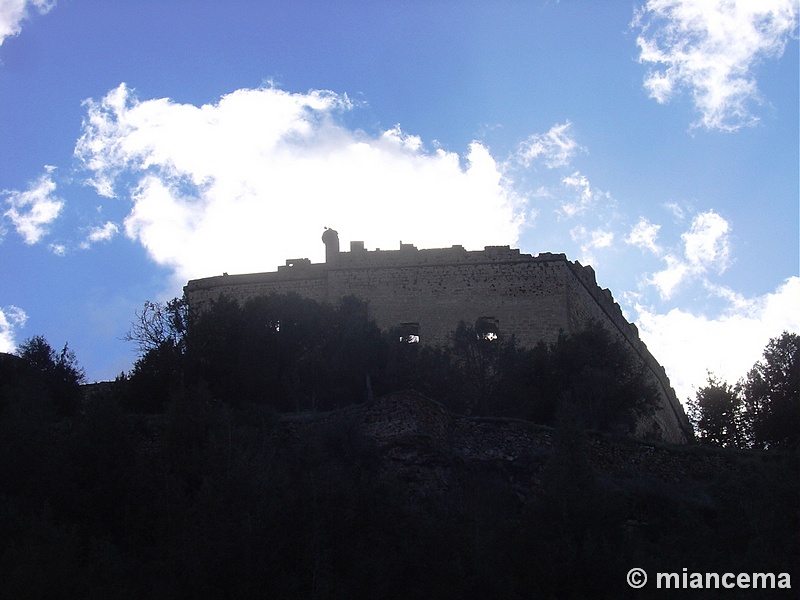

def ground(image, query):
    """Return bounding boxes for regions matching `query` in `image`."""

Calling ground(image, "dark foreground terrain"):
[1,373,797,599]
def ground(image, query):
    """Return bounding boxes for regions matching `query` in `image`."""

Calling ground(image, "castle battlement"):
[184,229,691,443]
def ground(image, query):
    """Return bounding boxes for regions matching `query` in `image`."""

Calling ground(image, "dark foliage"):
[121,293,660,437]
[121,339,184,413]
[689,331,799,450]
[530,323,660,434]
[2,315,796,598]
[741,331,799,450]
[384,319,659,435]
[687,375,742,447]
[1,373,796,598]
[124,297,188,355]
[185,293,385,412]
[14,335,86,418]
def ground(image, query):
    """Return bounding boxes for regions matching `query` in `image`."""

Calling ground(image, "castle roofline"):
[184,241,572,292]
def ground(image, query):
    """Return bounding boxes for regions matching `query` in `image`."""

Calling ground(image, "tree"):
[381,319,661,432]
[184,293,385,411]
[528,323,659,434]
[122,297,189,412]
[687,375,742,447]
[689,332,799,450]
[448,321,503,415]
[17,335,86,417]
[741,331,799,450]
[123,340,185,413]
[124,297,188,356]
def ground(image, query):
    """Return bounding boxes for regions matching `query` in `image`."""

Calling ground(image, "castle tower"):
[322,227,340,263]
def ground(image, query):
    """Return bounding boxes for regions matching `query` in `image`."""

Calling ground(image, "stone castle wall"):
[185,244,577,348]
[562,262,690,442]
[184,233,692,443]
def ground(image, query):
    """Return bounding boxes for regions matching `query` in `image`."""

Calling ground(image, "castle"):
[184,229,692,443]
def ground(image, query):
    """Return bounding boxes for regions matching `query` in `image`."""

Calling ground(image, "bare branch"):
[124,297,188,355]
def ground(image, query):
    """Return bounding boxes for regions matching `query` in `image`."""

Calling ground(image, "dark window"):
[399,322,420,344]
[475,317,499,341]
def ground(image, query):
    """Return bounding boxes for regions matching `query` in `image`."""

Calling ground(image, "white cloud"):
[559,171,610,217]
[650,255,689,299]
[0,0,54,47]
[682,209,730,270]
[0,305,27,353]
[570,225,614,265]
[649,209,730,298]
[516,121,581,168]
[665,201,686,221]
[626,217,662,254]
[80,221,120,249]
[632,0,798,131]
[3,166,64,244]
[75,84,527,285]
[634,276,800,403]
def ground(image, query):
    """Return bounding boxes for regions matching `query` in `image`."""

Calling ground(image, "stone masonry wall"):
[185,246,579,349]
[326,255,573,348]
[184,264,330,309]
[562,262,691,442]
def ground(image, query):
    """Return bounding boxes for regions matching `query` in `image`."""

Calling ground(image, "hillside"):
[277,391,767,498]
[2,358,797,598]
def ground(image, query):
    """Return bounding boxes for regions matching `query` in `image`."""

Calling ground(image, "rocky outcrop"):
[275,391,784,504]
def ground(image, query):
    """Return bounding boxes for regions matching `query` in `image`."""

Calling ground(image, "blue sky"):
[1,0,797,403]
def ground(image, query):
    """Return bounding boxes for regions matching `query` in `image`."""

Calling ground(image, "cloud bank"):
[570,226,614,266]
[626,217,662,254]
[624,208,797,403]
[633,0,799,130]
[0,305,27,353]
[75,84,526,284]
[0,0,54,47]
[559,171,611,218]
[634,276,800,402]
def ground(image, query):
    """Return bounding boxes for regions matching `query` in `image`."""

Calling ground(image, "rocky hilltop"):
[276,391,792,506]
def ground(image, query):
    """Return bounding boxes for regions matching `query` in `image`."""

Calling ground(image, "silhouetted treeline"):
[121,292,658,437]
[385,319,659,435]
[1,320,797,598]
[1,367,797,598]
[688,331,799,450]
[9,335,86,418]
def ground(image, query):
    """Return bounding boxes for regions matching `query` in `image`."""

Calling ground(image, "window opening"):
[399,322,420,344]
[475,317,499,342]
